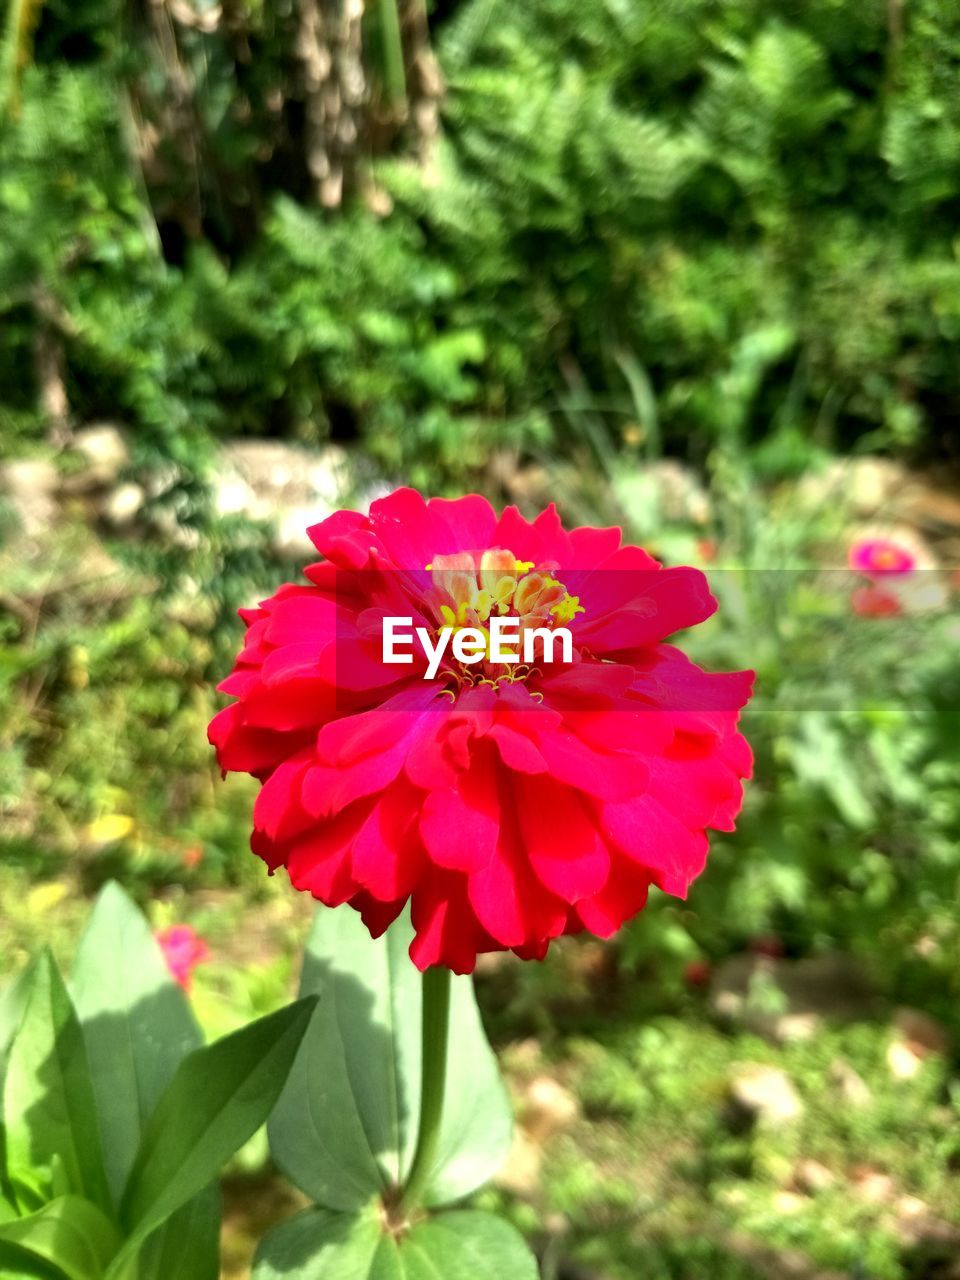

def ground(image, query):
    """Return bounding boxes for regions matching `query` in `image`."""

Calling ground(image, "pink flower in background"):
[851,585,902,618]
[848,537,916,578]
[156,924,209,990]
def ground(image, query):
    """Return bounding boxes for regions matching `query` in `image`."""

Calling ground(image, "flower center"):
[424,548,584,684]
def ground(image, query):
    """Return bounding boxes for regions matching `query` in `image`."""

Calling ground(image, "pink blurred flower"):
[848,537,916,578]
[851,585,902,618]
[156,924,209,990]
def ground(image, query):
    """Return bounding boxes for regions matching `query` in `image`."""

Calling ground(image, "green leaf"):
[0,1195,121,1280]
[70,881,202,1207]
[119,997,317,1243]
[0,965,31,1209]
[105,1187,219,1280]
[134,1185,219,1280]
[0,1243,61,1279]
[251,1208,384,1280]
[252,1207,538,1280]
[399,1211,539,1279]
[0,969,30,1064]
[3,953,110,1212]
[268,908,512,1211]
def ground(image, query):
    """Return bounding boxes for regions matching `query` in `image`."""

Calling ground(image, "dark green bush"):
[3,1,960,475]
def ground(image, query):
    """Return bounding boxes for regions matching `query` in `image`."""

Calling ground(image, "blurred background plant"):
[1,1,959,1277]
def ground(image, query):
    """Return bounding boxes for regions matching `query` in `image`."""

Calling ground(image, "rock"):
[67,424,130,490]
[353,479,395,515]
[829,1058,872,1107]
[493,1129,543,1198]
[887,1040,923,1080]
[793,1159,836,1195]
[488,452,551,506]
[101,482,146,529]
[147,503,202,550]
[850,1167,895,1203]
[893,1007,950,1056]
[894,1198,960,1251]
[274,505,326,559]
[891,573,952,614]
[795,457,917,518]
[494,1074,579,1198]
[729,1065,803,1125]
[772,1191,806,1214]
[215,441,352,557]
[896,471,960,535]
[500,1038,543,1074]
[0,458,60,536]
[212,474,256,519]
[887,1007,950,1080]
[0,457,59,498]
[897,1195,929,1220]
[615,460,711,530]
[473,950,513,977]
[522,1076,579,1146]
[142,462,181,501]
[710,952,878,1043]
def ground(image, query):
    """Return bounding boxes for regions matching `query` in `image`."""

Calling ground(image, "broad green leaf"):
[105,1187,219,1280]
[268,908,512,1211]
[399,1211,539,1279]
[252,1208,385,1280]
[0,1240,64,1278]
[70,881,201,1207]
[119,996,316,1243]
[134,1185,219,1280]
[0,968,30,1063]
[0,1195,120,1280]
[252,1207,538,1280]
[3,1167,47,1216]
[3,953,110,1212]
[0,966,31,1211]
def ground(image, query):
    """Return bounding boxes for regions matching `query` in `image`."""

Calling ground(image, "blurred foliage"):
[3,1,960,475]
[541,1017,960,1279]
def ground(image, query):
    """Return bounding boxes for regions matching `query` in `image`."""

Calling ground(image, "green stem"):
[397,964,451,1215]
[378,0,408,113]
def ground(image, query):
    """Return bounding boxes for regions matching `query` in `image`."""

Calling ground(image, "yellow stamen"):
[550,594,585,624]
[427,546,585,685]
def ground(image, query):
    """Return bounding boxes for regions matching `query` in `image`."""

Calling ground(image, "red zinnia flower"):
[156,924,209,990]
[210,489,753,973]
